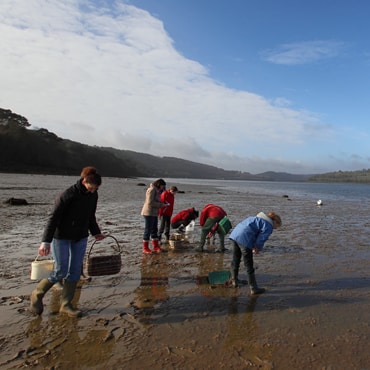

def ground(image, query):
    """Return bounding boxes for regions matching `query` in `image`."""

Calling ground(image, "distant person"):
[29,166,106,317]
[141,179,167,254]
[195,204,227,252]
[158,186,178,242]
[229,212,282,294]
[171,207,199,232]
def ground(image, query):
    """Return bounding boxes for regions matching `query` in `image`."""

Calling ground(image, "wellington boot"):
[143,240,152,254]
[59,281,82,318]
[52,281,64,291]
[231,279,238,288]
[250,286,266,295]
[230,269,238,288]
[30,279,54,315]
[248,273,265,295]
[152,239,162,253]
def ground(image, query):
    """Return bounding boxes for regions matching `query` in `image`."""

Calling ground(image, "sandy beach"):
[1,173,370,369]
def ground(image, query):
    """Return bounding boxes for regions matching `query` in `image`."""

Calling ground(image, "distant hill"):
[0,108,310,181]
[0,109,138,177]
[2,107,368,183]
[102,146,302,181]
[309,170,370,183]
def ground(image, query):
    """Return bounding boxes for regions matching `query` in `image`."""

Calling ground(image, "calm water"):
[1,173,369,202]
[162,178,370,202]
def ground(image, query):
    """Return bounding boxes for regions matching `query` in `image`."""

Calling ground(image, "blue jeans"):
[231,240,254,279]
[143,216,159,240]
[49,238,88,283]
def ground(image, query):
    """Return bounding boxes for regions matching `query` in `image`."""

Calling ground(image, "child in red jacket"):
[196,204,227,252]
[158,186,178,242]
[171,207,199,233]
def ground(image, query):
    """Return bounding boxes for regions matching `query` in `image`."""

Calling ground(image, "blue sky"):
[1,0,369,174]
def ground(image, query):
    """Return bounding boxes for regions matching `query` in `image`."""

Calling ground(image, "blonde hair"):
[268,212,282,226]
[80,166,102,186]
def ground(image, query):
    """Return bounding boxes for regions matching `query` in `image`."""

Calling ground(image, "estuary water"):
[164,177,370,202]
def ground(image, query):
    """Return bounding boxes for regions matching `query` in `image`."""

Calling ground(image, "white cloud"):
[261,40,345,65]
[0,1,361,174]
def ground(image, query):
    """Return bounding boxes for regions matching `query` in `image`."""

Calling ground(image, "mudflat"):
[1,174,370,369]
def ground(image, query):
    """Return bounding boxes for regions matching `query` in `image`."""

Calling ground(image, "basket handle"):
[87,234,121,258]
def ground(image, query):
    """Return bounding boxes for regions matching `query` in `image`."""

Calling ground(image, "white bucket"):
[30,256,54,280]
[185,220,195,233]
[185,220,196,243]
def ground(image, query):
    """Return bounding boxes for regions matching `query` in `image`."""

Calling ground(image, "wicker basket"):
[85,235,122,276]
[171,232,185,241]
[169,239,182,249]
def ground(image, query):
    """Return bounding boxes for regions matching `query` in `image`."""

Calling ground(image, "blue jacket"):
[229,214,273,251]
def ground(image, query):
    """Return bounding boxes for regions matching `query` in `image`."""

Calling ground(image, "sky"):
[1,0,369,175]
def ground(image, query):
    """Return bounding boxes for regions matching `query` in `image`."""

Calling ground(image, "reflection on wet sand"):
[132,255,169,325]
[224,295,275,368]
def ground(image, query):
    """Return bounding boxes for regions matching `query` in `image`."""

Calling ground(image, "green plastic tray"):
[208,270,231,285]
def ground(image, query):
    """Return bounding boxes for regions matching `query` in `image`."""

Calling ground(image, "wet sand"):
[1,174,370,369]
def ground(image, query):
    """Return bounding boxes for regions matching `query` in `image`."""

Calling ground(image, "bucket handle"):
[34,254,54,262]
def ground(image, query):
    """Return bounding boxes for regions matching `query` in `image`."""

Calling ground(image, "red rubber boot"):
[152,239,162,253]
[143,240,151,254]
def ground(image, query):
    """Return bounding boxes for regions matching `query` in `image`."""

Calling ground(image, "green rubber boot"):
[59,281,82,318]
[248,273,266,295]
[231,269,239,288]
[196,229,207,252]
[30,279,54,315]
[216,232,225,252]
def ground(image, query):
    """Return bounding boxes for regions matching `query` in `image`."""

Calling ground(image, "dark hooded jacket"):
[42,179,101,243]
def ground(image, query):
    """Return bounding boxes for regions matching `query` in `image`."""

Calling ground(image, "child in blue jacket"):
[229,211,282,294]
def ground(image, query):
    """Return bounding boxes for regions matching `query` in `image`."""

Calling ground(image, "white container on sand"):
[185,220,195,233]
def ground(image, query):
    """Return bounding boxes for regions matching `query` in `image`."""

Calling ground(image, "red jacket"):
[199,204,227,226]
[159,189,175,216]
[171,208,198,224]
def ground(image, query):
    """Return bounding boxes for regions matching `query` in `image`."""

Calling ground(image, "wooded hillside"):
[1,108,368,183]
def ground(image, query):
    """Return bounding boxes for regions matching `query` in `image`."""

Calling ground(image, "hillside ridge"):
[2,108,368,182]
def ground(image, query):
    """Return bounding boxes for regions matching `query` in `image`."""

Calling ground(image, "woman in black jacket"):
[30,166,105,317]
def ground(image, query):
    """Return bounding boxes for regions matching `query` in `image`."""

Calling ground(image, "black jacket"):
[42,179,101,243]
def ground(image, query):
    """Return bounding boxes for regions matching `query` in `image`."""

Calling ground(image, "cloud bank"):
[0,0,363,174]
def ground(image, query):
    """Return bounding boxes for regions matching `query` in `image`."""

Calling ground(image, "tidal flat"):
[1,173,370,369]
